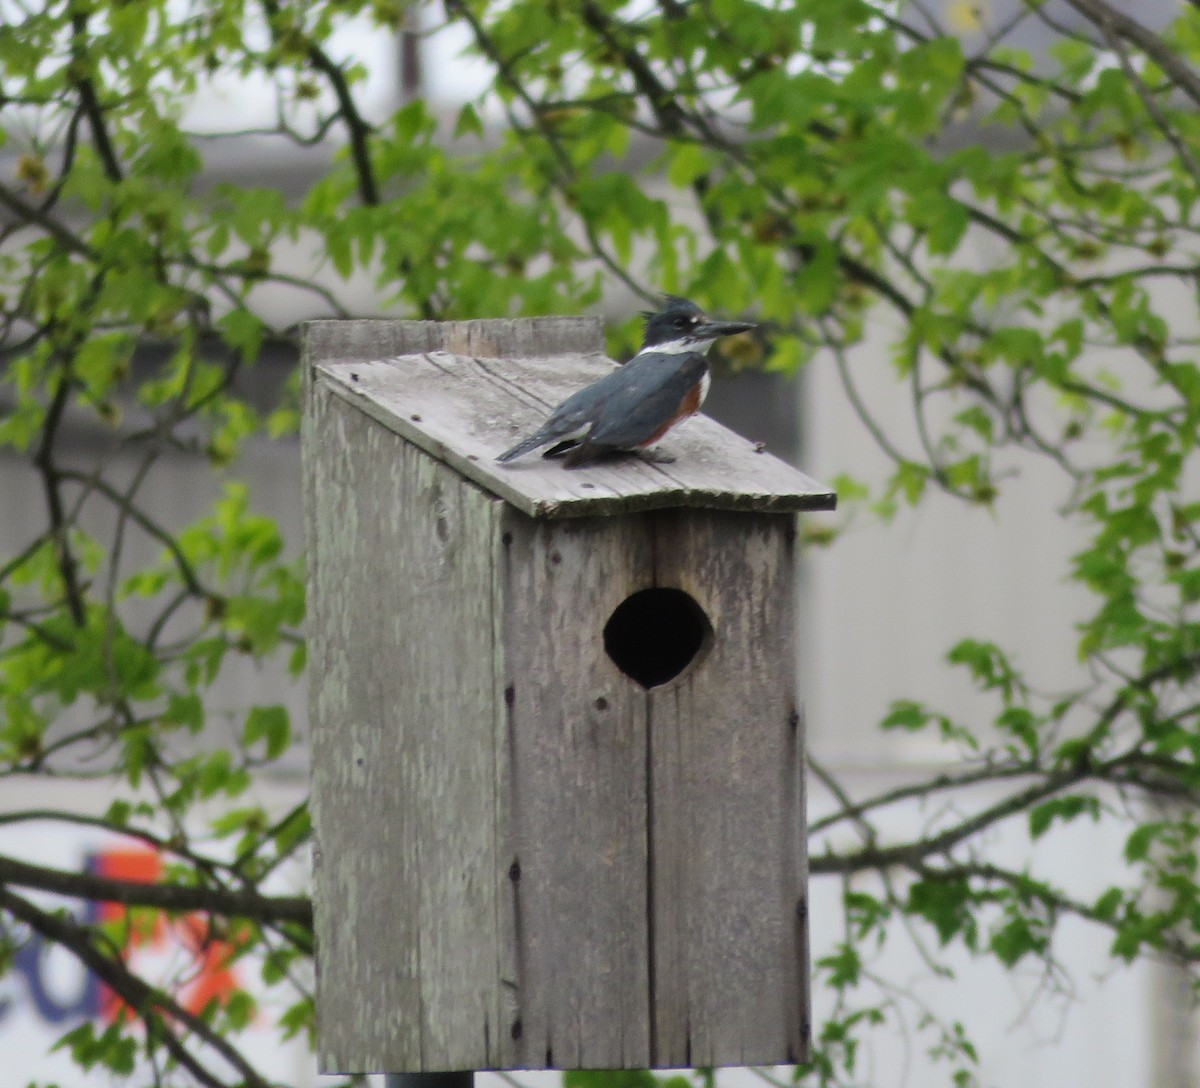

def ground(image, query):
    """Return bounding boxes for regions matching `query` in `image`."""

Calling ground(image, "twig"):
[0,887,274,1088]
[0,852,312,925]
[1059,0,1200,109]
[33,372,86,624]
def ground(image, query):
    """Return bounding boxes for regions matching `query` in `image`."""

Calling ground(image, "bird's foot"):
[638,447,676,464]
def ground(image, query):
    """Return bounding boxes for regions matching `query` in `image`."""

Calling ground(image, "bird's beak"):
[696,319,756,341]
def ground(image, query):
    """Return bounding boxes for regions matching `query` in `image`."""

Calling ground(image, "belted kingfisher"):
[496,296,755,467]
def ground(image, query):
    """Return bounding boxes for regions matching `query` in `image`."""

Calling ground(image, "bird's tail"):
[496,431,548,463]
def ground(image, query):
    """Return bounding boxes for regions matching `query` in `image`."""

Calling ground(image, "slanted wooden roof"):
[303,317,836,519]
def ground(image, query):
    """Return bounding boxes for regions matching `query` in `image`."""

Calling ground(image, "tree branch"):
[0,886,273,1088]
[259,0,377,205]
[60,468,208,597]
[914,858,1199,964]
[0,181,98,258]
[33,372,87,625]
[1099,15,1200,188]
[69,8,124,182]
[1059,0,1200,109]
[0,853,312,926]
[809,767,1092,875]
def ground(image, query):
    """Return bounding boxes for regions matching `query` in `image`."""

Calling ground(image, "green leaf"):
[224,990,258,1030]
[564,1071,660,1088]
[453,103,484,139]
[792,243,838,313]
[244,704,291,760]
[906,878,974,945]
[990,912,1045,967]
[52,1022,137,1074]
[881,699,929,731]
[216,308,265,362]
[1124,822,1164,862]
[817,943,862,988]
[163,692,204,733]
[279,996,316,1041]
[667,142,712,188]
[947,639,1024,700]
[1028,794,1100,839]
[1093,886,1124,921]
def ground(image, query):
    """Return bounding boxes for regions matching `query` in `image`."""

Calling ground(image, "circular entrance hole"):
[603,587,713,689]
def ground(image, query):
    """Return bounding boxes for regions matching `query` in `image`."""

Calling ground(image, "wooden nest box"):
[301,317,836,1075]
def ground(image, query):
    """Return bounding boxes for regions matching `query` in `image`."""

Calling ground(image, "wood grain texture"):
[645,510,808,1067]
[795,707,813,1059]
[303,316,605,361]
[499,510,654,1068]
[313,351,836,519]
[305,386,514,1073]
[302,318,812,1074]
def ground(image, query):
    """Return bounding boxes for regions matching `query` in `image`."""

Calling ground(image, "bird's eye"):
[674,315,688,327]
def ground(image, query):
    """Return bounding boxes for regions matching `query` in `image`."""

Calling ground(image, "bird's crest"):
[641,295,701,331]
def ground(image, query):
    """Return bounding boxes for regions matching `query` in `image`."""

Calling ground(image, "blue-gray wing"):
[496,362,641,462]
[581,351,707,451]
[494,387,599,463]
[496,351,706,463]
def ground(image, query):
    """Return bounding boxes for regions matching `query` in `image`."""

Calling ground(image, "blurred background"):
[0,1,1194,1085]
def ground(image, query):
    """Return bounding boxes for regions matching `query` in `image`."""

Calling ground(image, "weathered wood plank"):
[794,707,813,1059]
[303,316,605,361]
[500,510,654,1068]
[646,510,808,1066]
[305,387,512,1073]
[301,317,602,1074]
[314,352,836,518]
